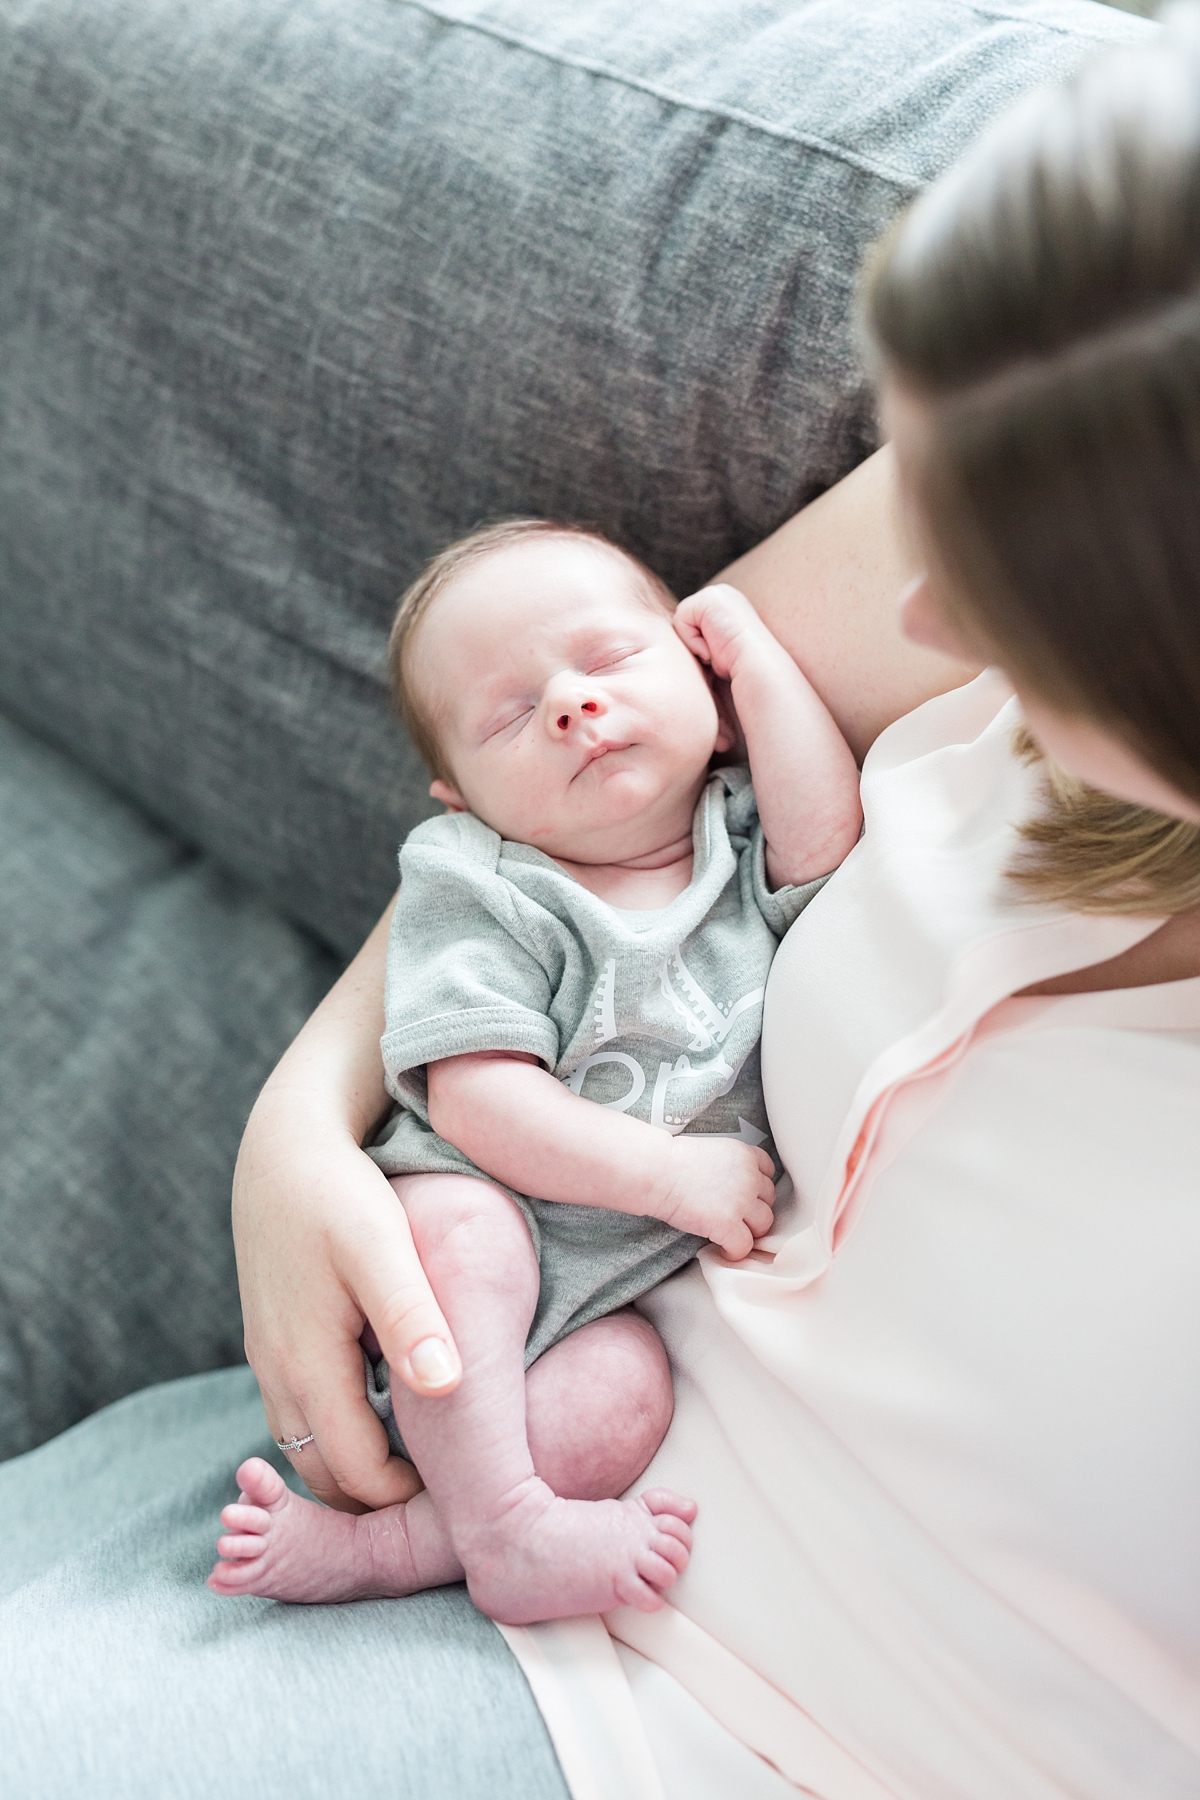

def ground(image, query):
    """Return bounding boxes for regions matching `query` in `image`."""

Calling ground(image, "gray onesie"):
[365,766,825,1445]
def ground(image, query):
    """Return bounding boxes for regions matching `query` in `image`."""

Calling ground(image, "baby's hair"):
[387,518,676,784]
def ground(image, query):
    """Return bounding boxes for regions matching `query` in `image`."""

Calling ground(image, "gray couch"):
[0,0,1149,1791]
[1,0,1149,1461]
[0,0,1151,1792]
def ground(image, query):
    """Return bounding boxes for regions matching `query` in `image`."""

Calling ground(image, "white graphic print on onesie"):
[566,950,769,1147]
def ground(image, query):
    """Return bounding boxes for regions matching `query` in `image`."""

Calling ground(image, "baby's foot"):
[206,1458,461,1603]
[459,1480,696,1626]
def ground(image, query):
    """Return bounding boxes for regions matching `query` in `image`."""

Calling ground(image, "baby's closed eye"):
[583,644,640,673]
[481,704,535,742]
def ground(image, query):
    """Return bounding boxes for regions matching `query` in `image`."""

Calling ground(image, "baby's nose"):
[556,700,599,731]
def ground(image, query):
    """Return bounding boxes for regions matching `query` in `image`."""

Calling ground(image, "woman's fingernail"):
[408,1337,458,1388]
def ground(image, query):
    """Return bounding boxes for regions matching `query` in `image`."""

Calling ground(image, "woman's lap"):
[0,1367,568,1800]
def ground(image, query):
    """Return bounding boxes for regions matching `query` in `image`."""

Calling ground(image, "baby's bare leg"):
[527,1307,674,1499]
[207,1310,675,1604]
[209,1176,691,1616]
[380,1175,693,1622]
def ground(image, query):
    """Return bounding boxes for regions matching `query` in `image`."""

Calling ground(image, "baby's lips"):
[575,739,630,776]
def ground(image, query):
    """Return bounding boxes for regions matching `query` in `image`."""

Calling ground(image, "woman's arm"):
[232,899,462,1512]
[715,446,981,762]
[232,443,978,1514]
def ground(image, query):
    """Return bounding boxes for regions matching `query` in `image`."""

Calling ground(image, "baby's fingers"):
[713,1217,754,1262]
[746,1197,776,1239]
[672,604,712,662]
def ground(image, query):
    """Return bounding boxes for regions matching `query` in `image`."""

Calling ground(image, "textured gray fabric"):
[0,0,1150,958]
[0,713,339,1459]
[0,1,1157,1791]
[0,1365,569,1800]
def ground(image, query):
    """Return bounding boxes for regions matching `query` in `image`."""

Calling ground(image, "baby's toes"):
[220,1502,271,1533]
[234,1456,287,1508]
[649,1528,690,1576]
[618,1567,670,1612]
[207,1556,264,1593]
[216,1533,268,1561]
[636,1544,685,1592]
[649,1510,693,1553]
[640,1487,698,1525]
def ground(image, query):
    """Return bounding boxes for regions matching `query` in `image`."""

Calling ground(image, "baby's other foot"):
[206,1457,457,1603]
[461,1480,696,1626]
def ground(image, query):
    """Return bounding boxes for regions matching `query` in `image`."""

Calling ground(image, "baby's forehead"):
[406,534,677,739]
[427,536,672,646]
[467,533,664,607]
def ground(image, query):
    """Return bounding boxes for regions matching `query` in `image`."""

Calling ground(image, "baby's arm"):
[674,584,863,888]
[426,1051,775,1261]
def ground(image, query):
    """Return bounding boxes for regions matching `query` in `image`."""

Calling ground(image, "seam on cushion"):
[963,2,1157,44]
[386,0,924,192]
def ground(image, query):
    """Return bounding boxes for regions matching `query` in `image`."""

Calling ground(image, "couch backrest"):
[0,0,1149,954]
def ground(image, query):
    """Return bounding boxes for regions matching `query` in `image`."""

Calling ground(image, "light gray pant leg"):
[0,1368,569,1800]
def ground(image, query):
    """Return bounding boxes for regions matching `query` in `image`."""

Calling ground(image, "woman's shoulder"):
[861,668,1018,780]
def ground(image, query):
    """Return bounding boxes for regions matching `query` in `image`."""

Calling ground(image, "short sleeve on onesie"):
[377,810,561,1115]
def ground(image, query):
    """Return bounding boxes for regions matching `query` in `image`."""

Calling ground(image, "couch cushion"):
[0,711,338,1457]
[0,0,1150,954]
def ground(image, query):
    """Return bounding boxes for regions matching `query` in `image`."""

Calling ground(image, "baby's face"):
[410,537,730,864]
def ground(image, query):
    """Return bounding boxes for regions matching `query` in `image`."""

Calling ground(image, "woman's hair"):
[1007,727,1200,913]
[387,518,674,785]
[863,5,1200,912]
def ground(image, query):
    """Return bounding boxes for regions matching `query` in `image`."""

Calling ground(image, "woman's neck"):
[1015,907,1200,996]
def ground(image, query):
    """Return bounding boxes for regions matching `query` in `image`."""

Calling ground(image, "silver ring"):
[276,1433,315,1453]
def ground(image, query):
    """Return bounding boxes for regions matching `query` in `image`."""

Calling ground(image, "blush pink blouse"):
[502,673,1200,1800]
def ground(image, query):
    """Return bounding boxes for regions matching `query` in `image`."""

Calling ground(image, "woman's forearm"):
[246,899,394,1148]
[232,894,465,1511]
[716,445,982,761]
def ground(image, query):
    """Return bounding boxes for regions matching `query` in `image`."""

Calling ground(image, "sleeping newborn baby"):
[208,519,862,1624]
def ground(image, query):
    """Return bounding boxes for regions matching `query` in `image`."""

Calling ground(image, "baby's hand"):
[655,1135,776,1261]
[673,583,769,682]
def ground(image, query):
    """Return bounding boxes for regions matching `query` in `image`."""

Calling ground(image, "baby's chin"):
[517,769,702,862]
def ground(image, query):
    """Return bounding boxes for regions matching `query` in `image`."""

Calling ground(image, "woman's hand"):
[232,898,462,1513]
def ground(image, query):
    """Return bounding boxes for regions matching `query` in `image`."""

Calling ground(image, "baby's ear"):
[429,779,468,813]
